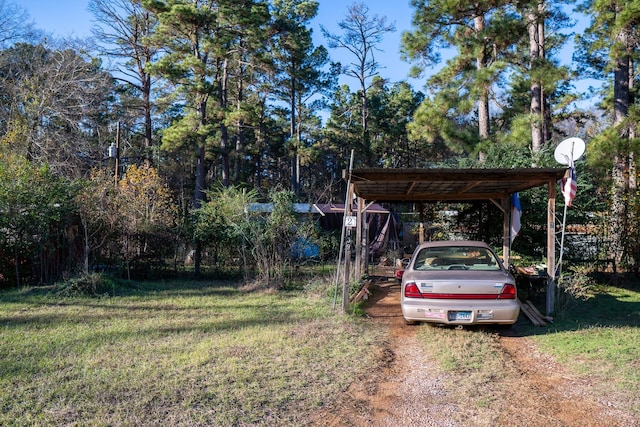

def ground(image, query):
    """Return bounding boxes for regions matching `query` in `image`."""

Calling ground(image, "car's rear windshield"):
[412,246,501,271]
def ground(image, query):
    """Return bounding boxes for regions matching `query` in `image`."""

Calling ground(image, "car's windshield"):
[412,246,501,271]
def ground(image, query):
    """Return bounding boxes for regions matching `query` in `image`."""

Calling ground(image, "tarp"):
[316,204,399,259]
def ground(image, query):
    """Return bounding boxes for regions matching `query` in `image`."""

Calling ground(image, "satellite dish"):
[554,137,585,165]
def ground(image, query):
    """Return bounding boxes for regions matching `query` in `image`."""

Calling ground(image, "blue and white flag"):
[510,192,521,243]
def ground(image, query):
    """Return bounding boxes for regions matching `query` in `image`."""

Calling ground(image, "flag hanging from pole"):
[561,162,577,206]
[510,192,521,244]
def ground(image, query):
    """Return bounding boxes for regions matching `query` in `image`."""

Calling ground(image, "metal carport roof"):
[346,168,568,202]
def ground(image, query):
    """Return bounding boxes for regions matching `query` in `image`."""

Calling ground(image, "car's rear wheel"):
[404,317,417,325]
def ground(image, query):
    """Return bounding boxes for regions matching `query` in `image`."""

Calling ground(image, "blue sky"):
[20,0,420,89]
[20,0,595,106]
[21,0,93,38]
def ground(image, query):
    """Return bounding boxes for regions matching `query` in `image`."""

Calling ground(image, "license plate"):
[448,311,472,321]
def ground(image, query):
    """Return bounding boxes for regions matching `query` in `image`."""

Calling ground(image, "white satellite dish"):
[554,137,585,165]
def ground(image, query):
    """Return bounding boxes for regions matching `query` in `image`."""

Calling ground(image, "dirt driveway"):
[313,277,639,426]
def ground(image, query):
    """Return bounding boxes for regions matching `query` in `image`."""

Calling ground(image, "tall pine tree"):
[576,0,640,268]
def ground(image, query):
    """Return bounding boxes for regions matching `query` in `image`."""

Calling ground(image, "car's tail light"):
[404,282,423,298]
[395,270,404,279]
[497,283,516,299]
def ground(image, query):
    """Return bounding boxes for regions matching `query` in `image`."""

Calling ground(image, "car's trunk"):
[406,270,513,297]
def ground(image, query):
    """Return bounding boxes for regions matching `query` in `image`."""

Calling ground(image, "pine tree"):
[576,0,640,268]
[322,2,395,166]
[270,0,336,196]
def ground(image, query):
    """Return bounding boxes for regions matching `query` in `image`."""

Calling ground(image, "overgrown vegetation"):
[52,272,119,297]
[193,187,330,288]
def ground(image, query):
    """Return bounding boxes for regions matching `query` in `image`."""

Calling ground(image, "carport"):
[341,167,569,316]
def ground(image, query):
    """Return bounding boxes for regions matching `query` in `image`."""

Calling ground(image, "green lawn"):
[415,274,640,417]
[0,279,382,426]
[3,273,639,425]
[530,280,640,407]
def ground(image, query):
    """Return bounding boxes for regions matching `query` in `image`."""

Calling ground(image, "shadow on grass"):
[0,277,243,302]
[0,280,321,380]
[506,271,640,337]
[0,277,317,333]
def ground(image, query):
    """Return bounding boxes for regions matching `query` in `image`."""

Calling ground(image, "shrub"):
[555,265,596,312]
[53,273,118,297]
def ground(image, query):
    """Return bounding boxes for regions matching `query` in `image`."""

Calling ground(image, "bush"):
[53,273,118,297]
[555,265,596,312]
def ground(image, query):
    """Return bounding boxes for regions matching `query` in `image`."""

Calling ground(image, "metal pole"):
[343,183,354,313]
[114,122,120,188]
[555,202,568,278]
[333,150,355,311]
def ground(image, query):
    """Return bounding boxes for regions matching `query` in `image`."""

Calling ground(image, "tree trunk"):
[235,77,244,183]
[361,77,371,166]
[194,107,207,210]
[256,110,265,189]
[475,15,489,162]
[82,217,90,275]
[296,95,305,197]
[540,15,552,142]
[194,95,208,276]
[628,59,637,269]
[143,73,153,167]
[609,22,631,268]
[289,62,298,195]
[528,4,544,153]
[13,241,20,287]
[220,58,230,187]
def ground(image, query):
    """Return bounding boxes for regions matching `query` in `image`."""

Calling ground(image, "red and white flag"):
[561,163,577,206]
[510,192,521,243]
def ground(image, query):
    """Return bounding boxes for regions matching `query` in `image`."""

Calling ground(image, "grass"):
[529,275,640,412]
[413,270,640,417]
[414,325,507,395]
[4,269,639,424]
[0,278,383,426]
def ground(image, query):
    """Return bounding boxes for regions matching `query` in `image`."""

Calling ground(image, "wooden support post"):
[546,180,556,316]
[342,183,355,314]
[502,196,510,266]
[361,200,369,276]
[355,197,362,279]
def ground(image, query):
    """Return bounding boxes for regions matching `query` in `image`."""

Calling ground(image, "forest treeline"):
[0,0,638,287]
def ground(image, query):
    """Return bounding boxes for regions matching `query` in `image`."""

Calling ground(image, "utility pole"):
[114,122,120,188]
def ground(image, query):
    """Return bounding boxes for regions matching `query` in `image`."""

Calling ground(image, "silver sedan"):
[400,241,520,326]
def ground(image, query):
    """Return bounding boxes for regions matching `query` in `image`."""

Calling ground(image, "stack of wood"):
[518,299,553,326]
[351,279,372,303]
